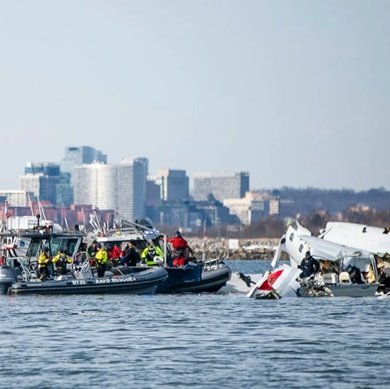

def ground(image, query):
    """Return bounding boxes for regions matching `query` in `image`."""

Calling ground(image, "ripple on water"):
[0,261,389,388]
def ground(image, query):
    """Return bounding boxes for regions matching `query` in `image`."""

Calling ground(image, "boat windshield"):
[50,237,80,256]
[26,239,43,258]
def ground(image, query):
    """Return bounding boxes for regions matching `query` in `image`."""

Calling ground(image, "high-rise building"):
[192,172,250,202]
[157,169,189,202]
[60,146,107,176]
[58,146,108,205]
[117,158,148,221]
[73,158,147,221]
[20,162,62,205]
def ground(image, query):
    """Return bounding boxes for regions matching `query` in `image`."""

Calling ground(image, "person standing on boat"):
[108,243,122,266]
[52,250,73,276]
[122,242,140,266]
[87,240,98,259]
[298,251,320,278]
[37,247,51,281]
[95,244,108,277]
[168,231,194,267]
[377,260,390,293]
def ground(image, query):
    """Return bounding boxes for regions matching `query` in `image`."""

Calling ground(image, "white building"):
[73,158,147,221]
[223,191,280,225]
[0,190,27,207]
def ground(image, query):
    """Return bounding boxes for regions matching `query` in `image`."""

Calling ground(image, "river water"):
[0,260,389,389]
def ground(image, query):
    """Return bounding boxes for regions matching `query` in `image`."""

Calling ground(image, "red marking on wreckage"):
[257,269,284,291]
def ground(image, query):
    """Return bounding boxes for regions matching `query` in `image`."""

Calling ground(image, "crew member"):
[52,250,73,275]
[87,240,98,258]
[122,242,140,266]
[95,244,108,277]
[37,247,51,281]
[298,250,320,278]
[168,231,194,267]
[108,243,122,266]
[141,243,164,266]
[377,260,390,293]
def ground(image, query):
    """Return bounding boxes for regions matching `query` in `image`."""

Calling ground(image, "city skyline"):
[1,1,390,191]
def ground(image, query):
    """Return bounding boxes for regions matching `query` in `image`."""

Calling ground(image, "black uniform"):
[299,252,320,278]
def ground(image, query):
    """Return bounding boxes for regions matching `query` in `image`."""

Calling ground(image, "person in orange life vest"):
[168,231,194,267]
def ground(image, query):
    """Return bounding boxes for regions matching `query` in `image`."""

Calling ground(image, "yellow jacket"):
[95,248,108,264]
[38,252,50,266]
[52,252,73,265]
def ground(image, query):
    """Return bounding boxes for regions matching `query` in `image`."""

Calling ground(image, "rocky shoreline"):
[187,238,280,260]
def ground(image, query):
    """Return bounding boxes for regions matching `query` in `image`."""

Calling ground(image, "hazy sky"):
[1,0,389,191]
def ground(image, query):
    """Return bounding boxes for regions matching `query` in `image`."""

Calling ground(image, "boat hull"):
[159,264,231,293]
[326,282,378,297]
[112,263,231,294]
[7,267,168,295]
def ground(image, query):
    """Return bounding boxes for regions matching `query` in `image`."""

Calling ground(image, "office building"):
[60,146,107,176]
[192,172,250,202]
[20,162,62,205]
[157,169,189,202]
[0,190,27,207]
[223,191,280,225]
[73,158,147,221]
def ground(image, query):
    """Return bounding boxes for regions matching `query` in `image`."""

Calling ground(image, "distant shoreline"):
[188,237,279,260]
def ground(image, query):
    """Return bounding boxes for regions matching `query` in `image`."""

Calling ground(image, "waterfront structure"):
[73,158,147,221]
[192,172,249,202]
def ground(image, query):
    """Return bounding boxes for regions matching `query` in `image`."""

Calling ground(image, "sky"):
[1,0,390,191]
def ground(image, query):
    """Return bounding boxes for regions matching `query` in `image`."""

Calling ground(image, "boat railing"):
[202,258,226,271]
[18,261,39,282]
[73,260,94,279]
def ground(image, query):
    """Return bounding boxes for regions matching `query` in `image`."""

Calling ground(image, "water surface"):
[0,260,388,388]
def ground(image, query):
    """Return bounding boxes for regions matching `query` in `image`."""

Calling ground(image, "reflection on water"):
[0,260,389,389]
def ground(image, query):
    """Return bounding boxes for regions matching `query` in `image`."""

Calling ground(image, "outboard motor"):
[0,266,17,294]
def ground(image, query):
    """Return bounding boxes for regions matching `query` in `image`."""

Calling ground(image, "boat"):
[0,218,168,295]
[0,262,168,295]
[95,220,231,294]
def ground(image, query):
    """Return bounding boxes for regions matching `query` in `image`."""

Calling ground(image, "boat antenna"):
[64,216,69,230]
[81,207,86,230]
[27,193,34,216]
[37,196,47,220]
